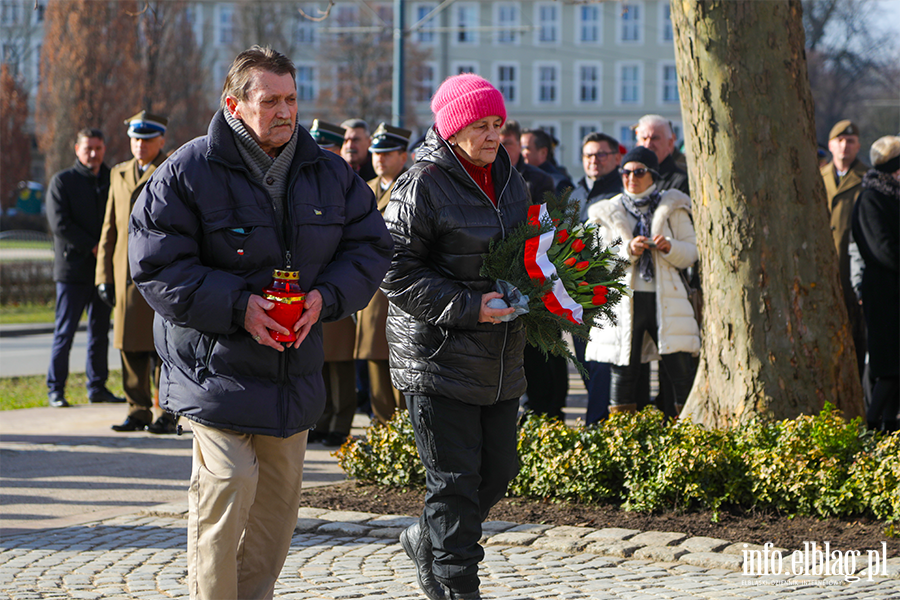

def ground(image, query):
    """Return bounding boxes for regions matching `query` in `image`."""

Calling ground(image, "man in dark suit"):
[46,128,123,408]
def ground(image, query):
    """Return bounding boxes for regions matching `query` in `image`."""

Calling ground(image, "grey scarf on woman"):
[621,188,662,282]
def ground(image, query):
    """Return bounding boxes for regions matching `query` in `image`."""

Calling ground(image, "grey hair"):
[870,135,900,167]
[341,119,369,133]
[635,114,673,137]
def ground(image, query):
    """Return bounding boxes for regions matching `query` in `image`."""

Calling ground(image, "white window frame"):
[531,120,563,165]
[534,2,561,45]
[452,2,479,46]
[534,61,561,106]
[616,1,644,45]
[575,3,602,45]
[573,121,601,156]
[215,3,235,47]
[658,61,679,105]
[616,120,637,150]
[493,2,520,46]
[415,61,438,103]
[658,1,674,44]
[1,1,20,26]
[616,60,643,106]
[493,61,519,106]
[451,61,478,76]
[296,63,317,102]
[412,2,438,45]
[574,60,602,106]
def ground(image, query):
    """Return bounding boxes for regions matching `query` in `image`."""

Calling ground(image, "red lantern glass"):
[263,269,305,342]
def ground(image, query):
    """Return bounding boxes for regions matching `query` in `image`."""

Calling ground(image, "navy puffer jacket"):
[382,126,529,404]
[129,110,393,437]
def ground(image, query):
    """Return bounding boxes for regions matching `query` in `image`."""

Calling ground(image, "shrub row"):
[336,404,900,523]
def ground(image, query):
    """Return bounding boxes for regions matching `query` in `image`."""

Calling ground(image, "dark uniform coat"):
[96,153,167,351]
[354,176,399,361]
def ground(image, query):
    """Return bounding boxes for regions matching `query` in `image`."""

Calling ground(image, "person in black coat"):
[851,135,900,432]
[45,128,122,408]
[500,120,569,421]
[383,74,528,600]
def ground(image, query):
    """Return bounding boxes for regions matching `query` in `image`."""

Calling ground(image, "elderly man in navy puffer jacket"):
[129,46,392,600]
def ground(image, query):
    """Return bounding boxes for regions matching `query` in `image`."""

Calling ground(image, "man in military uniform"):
[310,119,345,155]
[357,123,410,425]
[822,119,868,378]
[97,111,176,433]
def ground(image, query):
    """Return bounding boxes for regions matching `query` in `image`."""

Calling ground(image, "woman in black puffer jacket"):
[382,74,529,600]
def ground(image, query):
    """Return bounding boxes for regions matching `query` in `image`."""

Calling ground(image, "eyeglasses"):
[619,167,650,178]
[583,151,616,160]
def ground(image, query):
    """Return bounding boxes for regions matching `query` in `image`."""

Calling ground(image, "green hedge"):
[336,404,900,523]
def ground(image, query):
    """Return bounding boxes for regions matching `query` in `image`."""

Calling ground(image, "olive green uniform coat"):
[96,153,167,351]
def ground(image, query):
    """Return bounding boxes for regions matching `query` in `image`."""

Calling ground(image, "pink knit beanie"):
[431,74,507,139]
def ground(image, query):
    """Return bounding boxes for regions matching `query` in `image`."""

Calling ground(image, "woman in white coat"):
[585,146,699,417]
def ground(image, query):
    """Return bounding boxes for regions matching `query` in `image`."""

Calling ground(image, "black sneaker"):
[48,392,70,408]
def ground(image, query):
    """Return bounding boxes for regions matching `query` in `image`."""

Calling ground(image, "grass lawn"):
[0,370,124,411]
[0,302,56,324]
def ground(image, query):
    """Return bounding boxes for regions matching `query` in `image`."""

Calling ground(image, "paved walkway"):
[1,365,899,598]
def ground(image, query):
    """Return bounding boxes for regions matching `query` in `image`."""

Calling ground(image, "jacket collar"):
[205,109,328,177]
[584,169,622,200]
[73,159,108,180]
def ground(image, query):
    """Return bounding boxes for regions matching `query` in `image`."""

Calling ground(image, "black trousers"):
[867,377,899,432]
[522,344,568,420]
[406,394,519,593]
[610,291,695,417]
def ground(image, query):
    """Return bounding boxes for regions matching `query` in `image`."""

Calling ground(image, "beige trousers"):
[188,421,307,600]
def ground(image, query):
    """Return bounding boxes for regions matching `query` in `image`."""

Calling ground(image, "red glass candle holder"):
[263,269,305,342]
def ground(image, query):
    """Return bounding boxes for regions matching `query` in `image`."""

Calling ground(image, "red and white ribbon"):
[523,204,584,325]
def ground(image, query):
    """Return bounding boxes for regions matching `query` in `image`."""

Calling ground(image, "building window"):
[33,43,40,85]
[576,62,601,105]
[296,65,316,101]
[1,1,20,25]
[184,5,203,45]
[2,43,16,75]
[452,62,478,75]
[495,3,519,45]
[33,1,45,23]
[660,3,673,42]
[619,2,643,44]
[577,5,601,44]
[413,3,437,44]
[532,121,562,164]
[661,63,679,104]
[416,62,437,102]
[293,5,318,45]
[575,122,600,150]
[215,61,230,87]
[617,62,642,105]
[618,122,637,150]
[535,63,559,105]
[535,3,559,44]
[454,3,478,45]
[495,63,518,104]
[216,4,234,46]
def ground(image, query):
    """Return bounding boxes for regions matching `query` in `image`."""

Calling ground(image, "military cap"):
[829,120,859,140]
[310,119,346,148]
[370,123,412,153]
[125,110,167,139]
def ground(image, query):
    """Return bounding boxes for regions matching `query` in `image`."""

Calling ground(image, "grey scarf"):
[223,109,298,225]
[621,189,662,282]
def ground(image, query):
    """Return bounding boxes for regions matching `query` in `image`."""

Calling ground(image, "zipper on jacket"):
[440,138,516,404]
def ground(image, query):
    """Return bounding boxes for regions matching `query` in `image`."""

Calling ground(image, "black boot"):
[399,521,445,600]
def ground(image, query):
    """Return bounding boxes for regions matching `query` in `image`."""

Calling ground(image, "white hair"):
[635,114,673,137]
[869,135,900,167]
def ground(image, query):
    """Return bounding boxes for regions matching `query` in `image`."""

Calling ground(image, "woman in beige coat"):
[584,146,699,417]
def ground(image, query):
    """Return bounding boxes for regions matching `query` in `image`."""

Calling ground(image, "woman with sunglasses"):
[584,146,700,417]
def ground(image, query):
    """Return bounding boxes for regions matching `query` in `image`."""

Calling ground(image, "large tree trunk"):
[671,0,863,427]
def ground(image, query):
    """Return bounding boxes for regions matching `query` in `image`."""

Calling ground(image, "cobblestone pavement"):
[1,506,899,600]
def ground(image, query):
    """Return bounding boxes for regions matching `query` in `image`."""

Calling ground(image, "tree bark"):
[671,0,863,427]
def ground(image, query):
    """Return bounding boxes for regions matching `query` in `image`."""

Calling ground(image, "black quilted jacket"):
[381,126,529,404]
